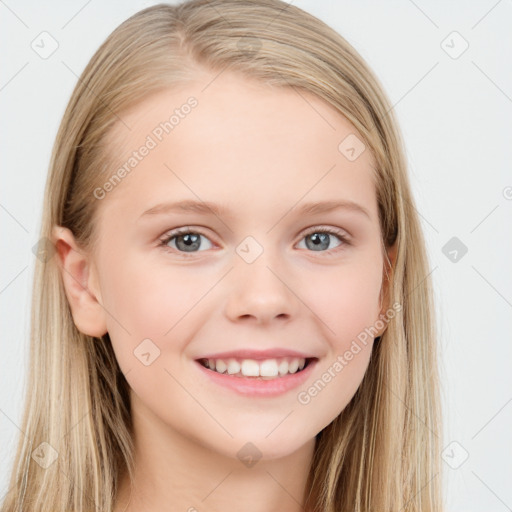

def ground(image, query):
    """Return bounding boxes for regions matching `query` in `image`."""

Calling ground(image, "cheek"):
[302,256,383,345]
[99,254,217,372]
[293,257,383,421]
[98,255,177,363]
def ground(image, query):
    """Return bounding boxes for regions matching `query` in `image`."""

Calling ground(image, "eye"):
[158,225,351,256]
[159,227,214,254]
[296,226,350,254]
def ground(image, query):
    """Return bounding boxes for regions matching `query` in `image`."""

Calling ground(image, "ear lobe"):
[51,225,108,338]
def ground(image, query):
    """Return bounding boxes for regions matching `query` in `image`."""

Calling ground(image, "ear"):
[375,241,398,337]
[51,225,108,338]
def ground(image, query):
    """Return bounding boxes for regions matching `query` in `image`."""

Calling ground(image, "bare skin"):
[53,69,395,512]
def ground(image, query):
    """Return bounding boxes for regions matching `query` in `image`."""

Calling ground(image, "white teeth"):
[203,357,308,378]
[278,360,289,375]
[260,360,279,377]
[289,359,299,373]
[227,360,240,375]
[215,359,227,373]
[241,360,260,376]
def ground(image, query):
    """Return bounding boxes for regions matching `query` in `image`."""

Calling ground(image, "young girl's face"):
[64,70,391,461]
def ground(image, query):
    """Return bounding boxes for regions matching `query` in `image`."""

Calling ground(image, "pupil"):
[307,233,329,251]
[177,233,200,251]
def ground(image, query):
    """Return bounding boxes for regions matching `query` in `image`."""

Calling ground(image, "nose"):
[224,251,298,325]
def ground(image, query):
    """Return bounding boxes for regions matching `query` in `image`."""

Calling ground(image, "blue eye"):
[159,228,213,254]
[297,226,350,254]
[158,226,350,256]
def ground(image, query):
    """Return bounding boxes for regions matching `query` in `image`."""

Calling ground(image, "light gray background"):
[1,1,511,510]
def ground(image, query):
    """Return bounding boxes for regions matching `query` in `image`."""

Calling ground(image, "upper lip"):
[195,349,318,361]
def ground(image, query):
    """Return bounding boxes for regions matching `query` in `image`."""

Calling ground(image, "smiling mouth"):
[196,356,317,379]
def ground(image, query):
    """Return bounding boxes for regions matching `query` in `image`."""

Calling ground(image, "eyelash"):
[158,225,351,257]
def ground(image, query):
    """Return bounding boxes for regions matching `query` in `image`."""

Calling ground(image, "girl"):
[1,1,443,511]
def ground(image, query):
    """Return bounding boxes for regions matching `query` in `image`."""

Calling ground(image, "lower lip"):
[194,359,318,397]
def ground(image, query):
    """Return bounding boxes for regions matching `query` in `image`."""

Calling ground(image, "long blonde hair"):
[1,1,443,510]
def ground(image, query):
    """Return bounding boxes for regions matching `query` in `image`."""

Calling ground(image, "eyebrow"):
[139,199,371,220]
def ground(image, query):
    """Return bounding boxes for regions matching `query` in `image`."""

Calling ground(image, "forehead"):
[98,71,378,223]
